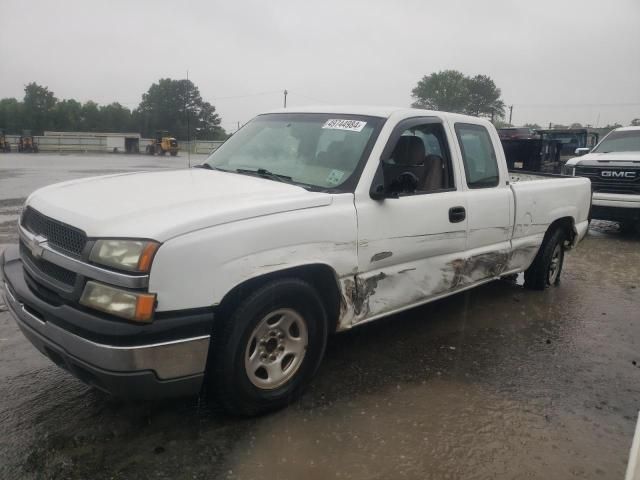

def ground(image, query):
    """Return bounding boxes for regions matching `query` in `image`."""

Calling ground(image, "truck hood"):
[566,151,640,167]
[26,169,333,240]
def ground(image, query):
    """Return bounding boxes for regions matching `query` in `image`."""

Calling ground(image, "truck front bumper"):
[1,246,211,399]
[592,193,640,223]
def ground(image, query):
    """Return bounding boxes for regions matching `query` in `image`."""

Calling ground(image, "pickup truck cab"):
[564,126,640,233]
[1,107,591,415]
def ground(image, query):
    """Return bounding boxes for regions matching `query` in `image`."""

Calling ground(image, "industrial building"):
[41,131,143,153]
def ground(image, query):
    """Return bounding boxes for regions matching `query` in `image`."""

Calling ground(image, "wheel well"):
[546,217,576,247]
[216,264,343,333]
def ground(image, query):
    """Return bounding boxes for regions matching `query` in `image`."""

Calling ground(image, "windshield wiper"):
[234,168,293,183]
[193,163,213,169]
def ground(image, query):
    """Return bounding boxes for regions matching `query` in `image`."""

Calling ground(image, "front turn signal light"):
[80,281,156,323]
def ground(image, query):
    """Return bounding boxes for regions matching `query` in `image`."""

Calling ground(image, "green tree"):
[524,123,541,129]
[99,102,133,132]
[22,82,57,134]
[0,98,24,133]
[79,101,101,131]
[466,75,505,118]
[411,70,505,119]
[0,79,227,139]
[631,118,640,126]
[52,99,82,131]
[411,70,470,113]
[135,78,225,140]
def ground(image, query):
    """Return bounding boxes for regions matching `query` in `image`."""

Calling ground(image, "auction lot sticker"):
[322,119,367,132]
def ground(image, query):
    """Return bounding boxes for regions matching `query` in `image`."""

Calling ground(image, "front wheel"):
[620,221,640,235]
[208,278,328,416]
[524,228,566,290]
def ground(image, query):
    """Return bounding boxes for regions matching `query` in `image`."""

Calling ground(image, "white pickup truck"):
[1,107,591,415]
[563,126,640,233]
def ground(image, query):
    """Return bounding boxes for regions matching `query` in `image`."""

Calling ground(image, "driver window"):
[384,123,454,195]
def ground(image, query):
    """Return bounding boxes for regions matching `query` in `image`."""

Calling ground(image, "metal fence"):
[3,135,224,155]
[182,140,225,155]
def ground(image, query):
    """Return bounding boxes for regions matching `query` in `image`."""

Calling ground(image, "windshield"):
[592,130,640,153]
[204,113,383,191]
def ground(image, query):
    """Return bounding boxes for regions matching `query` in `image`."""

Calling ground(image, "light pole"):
[283,89,288,108]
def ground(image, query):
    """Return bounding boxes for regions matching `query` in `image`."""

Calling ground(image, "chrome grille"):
[20,242,77,287]
[574,166,640,194]
[21,207,87,256]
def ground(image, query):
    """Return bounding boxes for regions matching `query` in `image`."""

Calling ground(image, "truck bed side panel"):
[507,177,591,271]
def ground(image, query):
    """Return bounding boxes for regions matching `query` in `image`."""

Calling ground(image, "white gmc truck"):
[1,107,591,415]
[563,126,640,233]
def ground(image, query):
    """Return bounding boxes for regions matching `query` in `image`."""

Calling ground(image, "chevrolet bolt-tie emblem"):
[27,234,47,259]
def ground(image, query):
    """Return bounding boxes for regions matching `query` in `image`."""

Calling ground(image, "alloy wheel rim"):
[548,244,562,284]
[244,308,308,390]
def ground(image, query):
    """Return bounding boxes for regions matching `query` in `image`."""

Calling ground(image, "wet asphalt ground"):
[1,153,639,479]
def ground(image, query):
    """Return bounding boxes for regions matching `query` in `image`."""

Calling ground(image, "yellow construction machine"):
[146,130,178,156]
[17,131,38,153]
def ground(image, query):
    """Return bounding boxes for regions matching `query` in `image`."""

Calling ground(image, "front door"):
[352,118,468,324]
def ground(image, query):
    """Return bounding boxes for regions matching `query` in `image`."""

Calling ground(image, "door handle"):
[449,206,466,223]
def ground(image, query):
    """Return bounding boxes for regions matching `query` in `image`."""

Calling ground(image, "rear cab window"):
[455,123,500,188]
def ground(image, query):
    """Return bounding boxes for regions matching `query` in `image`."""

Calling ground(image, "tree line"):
[2,73,636,139]
[0,79,227,140]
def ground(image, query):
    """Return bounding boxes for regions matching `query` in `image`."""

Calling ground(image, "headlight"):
[89,240,159,273]
[80,281,156,322]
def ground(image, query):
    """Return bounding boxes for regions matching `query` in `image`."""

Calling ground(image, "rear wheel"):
[524,228,566,290]
[208,278,328,416]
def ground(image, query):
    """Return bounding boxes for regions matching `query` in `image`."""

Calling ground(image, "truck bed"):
[509,170,570,183]
[508,172,591,245]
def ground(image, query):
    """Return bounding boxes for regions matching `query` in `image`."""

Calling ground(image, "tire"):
[170,151,177,156]
[620,221,640,235]
[208,278,328,416]
[524,228,566,290]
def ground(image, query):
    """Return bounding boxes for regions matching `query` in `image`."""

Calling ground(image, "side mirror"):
[370,183,386,200]
[389,171,419,196]
[575,147,590,156]
[369,162,387,200]
[369,160,421,200]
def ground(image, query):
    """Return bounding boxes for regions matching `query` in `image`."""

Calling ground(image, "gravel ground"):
[0,152,639,479]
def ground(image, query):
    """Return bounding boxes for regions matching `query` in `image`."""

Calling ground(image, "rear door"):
[450,121,513,282]
[353,117,468,323]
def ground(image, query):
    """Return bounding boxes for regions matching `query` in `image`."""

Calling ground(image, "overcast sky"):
[1,0,639,131]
